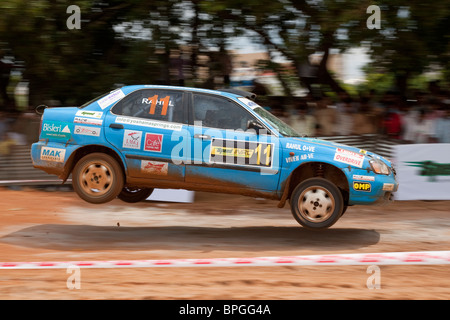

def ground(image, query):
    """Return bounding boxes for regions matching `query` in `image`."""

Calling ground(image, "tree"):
[366,2,450,95]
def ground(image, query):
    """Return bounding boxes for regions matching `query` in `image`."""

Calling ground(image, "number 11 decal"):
[147,95,171,116]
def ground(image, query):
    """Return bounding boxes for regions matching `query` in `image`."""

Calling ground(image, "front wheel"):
[118,186,154,203]
[290,178,344,229]
[72,153,124,204]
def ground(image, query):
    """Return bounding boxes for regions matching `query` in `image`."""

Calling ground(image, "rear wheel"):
[118,186,154,203]
[290,177,344,229]
[72,153,124,204]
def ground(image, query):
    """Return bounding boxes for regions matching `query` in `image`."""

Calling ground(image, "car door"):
[185,92,280,192]
[104,88,188,181]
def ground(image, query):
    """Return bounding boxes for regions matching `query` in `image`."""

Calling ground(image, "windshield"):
[238,98,302,137]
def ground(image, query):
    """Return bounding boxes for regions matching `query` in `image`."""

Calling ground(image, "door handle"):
[109,123,124,129]
[194,134,211,140]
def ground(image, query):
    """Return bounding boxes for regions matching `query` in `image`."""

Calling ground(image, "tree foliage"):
[0,0,448,109]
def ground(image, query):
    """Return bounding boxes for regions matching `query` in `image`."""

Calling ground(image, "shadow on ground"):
[0,224,379,252]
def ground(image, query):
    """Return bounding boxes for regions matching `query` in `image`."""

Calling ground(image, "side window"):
[112,89,184,123]
[193,94,256,131]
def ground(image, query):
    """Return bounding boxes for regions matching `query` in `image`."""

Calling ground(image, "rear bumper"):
[31,141,77,178]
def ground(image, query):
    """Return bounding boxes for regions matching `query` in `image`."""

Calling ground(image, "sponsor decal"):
[41,121,72,140]
[301,153,314,160]
[141,160,168,175]
[97,89,125,109]
[74,125,101,137]
[285,143,315,152]
[74,117,103,126]
[115,116,182,131]
[405,161,450,182]
[353,174,375,182]
[144,133,163,152]
[285,153,313,163]
[75,110,103,119]
[382,183,395,191]
[210,138,273,168]
[123,130,142,149]
[40,147,66,162]
[238,97,258,109]
[353,182,372,192]
[286,155,299,163]
[334,148,364,168]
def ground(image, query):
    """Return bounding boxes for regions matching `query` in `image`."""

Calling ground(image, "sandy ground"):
[0,187,448,300]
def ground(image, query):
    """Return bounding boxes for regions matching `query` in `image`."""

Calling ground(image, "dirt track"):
[0,187,449,300]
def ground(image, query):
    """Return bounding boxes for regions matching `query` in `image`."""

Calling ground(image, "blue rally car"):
[31,85,398,229]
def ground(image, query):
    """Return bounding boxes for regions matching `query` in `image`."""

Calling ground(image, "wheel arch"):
[278,161,350,208]
[60,144,126,182]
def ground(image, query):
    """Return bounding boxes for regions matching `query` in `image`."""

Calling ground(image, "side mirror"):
[35,105,48,115]
[247,119,265,134]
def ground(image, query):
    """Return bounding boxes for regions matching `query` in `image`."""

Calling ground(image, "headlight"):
[369,159,390,175]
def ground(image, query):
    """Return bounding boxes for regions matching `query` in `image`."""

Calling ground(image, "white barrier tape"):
[1,251,449,270]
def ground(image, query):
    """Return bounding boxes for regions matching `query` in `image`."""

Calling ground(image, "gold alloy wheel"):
[78,161,114,196]
[297,186,335,223]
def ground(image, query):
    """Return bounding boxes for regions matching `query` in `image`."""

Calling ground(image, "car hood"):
[286,136,391,165]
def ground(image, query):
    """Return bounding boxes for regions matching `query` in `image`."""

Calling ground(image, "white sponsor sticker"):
[97,89,125,109]
[74,125,101,137]
[74,117,103,126]
[115,116,182,131]
[123,129,142,149]
[75,110,103,119]
[333,148,364,168]
[40,147,66,162]
[353,174,375,181]
[383,183,395,191]
[141,160,168,175]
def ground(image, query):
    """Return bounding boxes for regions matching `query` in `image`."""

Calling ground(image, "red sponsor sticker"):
[144,133,163,152]
[141,160,168,175]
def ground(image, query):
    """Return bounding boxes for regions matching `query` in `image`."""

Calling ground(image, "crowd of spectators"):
[267,88,450,143]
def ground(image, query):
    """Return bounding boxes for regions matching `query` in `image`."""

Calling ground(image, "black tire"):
[118,186,154,203]
[72,153,124,204]
[290,177,344,229]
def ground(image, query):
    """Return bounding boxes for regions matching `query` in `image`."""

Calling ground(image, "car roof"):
[119,85,252,100]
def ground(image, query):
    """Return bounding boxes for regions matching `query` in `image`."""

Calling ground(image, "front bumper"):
[347,169,399,206]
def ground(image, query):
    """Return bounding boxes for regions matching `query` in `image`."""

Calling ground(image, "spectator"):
[334,95,355,135]
[290,99,316,136]
[353,96,377,135]
[382,107,402,139]
[434,106,450,143]
[408,109,435,143]
[400,103,419,142]
[314,97,337,136]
